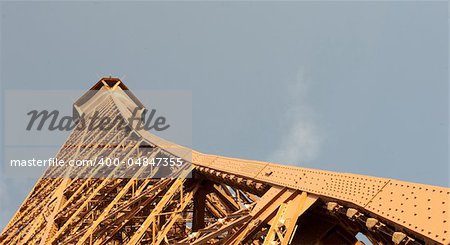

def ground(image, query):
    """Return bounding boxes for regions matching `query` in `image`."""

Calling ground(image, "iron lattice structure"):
[1,78,449,245]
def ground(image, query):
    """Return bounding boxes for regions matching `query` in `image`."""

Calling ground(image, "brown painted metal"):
[0,78,448,245]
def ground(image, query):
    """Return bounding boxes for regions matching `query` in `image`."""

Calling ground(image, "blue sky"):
[0,1,448,232]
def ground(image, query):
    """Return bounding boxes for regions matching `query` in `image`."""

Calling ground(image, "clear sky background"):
[0,1,448,232]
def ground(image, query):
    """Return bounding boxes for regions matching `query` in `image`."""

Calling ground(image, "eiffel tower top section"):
[72,78,450,244]
[73,77,145,118]
[72,77,194,164]
[1,77,449,245]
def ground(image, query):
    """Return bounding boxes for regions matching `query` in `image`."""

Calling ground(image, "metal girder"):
[48,143,144,244]
[75,152,161,244]
[189,213,252,244]
[192,157,450,244]
[1,77,449,245]
[126,178,186,244]
[153,182,200,244]
[39,178,70,245]
[192,187,207,232]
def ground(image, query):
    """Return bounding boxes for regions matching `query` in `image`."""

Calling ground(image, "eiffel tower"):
[1,78,449,245]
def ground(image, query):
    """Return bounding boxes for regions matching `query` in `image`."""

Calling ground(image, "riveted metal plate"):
[193,154,450,244]
[255,165,389,208]
[366,179,450,244]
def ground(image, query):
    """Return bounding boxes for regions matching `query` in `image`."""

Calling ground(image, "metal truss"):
[1,78,448,245]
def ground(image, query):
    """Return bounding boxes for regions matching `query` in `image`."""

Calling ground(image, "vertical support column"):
[39,178,70,245]
[158,215,166,229]
[192,188,207,231]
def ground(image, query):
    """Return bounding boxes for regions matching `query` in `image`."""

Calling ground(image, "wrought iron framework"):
[1,78,448,245]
